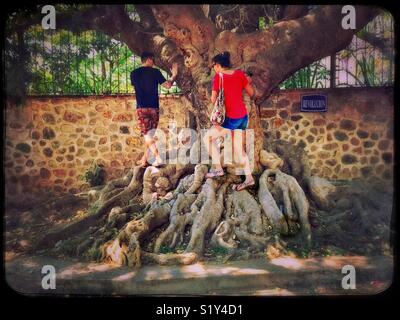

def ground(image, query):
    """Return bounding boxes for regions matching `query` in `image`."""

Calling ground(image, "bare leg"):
[136,109,162,167]
[137,147,150,167]
[203,126,229,176]
[142,133,163,167]
[233,129,255,190]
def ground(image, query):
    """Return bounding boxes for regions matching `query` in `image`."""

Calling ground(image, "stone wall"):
[5,87,393,201]
[5,95,190,200]
[260,87,393,182]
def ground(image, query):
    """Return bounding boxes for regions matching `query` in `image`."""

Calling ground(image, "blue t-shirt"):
[130,67,166,108]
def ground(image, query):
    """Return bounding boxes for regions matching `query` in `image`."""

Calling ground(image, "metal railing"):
[280,12,394,89]
[26,27,180,96]
[21,10,394,95]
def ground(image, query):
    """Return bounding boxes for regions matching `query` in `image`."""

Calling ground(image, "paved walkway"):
[6,254,393,296]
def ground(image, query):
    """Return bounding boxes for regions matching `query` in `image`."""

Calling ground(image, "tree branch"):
[103,6,191,92]
[263,6,380,95]
[210,5,310,34]
[280,5,309,20]
[151,5,217,55]
[134,5,162,32]
[356,30,392,59]
[214,5,380,103]
[149,4,217,88]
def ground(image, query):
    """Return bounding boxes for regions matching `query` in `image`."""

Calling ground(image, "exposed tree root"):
[259,149,284,170]
[185,179,228,255]
[101,164,207,267]
[154,193,197,252]
[258,169,289,235]
[259,169,311,244]
[185,164,209,194]
[34,166,144,250]
[7,193,87,230]
[27,136,392,268]
[39,162,318,266]
[101,201,172,267]
[306,175,337,211]
[228,190,269,251]
[210,218,238,252]
[265,139,311,188]
[142,164,195,204]
[312,178,393,255]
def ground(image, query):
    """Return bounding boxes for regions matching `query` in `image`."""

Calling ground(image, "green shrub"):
[159,245,174,254]
[82,162,106,187]
[210,246,229,256]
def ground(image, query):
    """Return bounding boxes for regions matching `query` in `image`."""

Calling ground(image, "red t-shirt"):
[212,70,249,119]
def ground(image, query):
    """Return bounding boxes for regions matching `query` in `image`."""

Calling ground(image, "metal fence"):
[280,12,395,89]
[25,28,180,96]
[23,11,393,95]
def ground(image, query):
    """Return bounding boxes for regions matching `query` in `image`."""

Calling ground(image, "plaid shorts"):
[136,107,160,135]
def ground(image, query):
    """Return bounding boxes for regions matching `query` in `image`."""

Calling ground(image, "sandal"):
[233,180,255,191]
[205,168,225,178]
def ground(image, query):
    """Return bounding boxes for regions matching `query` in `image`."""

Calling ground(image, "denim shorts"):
[221,114,248,130]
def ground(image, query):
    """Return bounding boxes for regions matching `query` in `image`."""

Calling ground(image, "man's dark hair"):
[141,52,155,63]
[212,51,231,68]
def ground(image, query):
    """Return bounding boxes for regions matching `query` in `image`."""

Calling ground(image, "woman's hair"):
[212,51,231,68]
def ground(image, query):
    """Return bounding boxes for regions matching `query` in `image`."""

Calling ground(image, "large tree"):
[8,5,388,268]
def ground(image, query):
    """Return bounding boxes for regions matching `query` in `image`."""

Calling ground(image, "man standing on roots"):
[130,52,178,167]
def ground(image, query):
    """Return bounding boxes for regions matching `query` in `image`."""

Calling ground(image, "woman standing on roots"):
[203,51,255,191]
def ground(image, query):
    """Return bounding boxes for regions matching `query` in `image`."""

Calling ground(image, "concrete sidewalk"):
[5,254,393,296]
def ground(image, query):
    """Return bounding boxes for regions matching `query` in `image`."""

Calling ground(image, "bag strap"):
[218,72,223,92]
